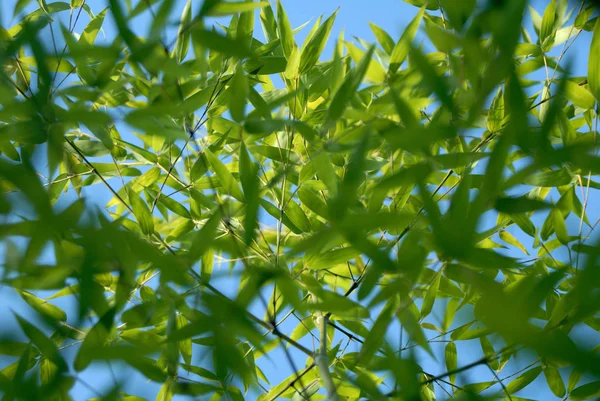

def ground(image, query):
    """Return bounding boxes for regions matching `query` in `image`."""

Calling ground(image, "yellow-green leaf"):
[129,189,154,235]
[204,148,245,201]
[20,291,67,322]
[204,1,269,17]
[389,6,424,73]
[588,18,600,102]
[445,342,457,384]
[544,366,566,398]
[499,230,529,255]
[506,366,542,394]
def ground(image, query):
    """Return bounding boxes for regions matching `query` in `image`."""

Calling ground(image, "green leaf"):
[298,186,329,219]
[276,0,295,60]
[204,1,269,17]
[494,196,552,213]
[544,366,566,398]
[420,271,441,319]
[540,0,556,44]
[488,88,505,133]
[190,28,252,58]
[551,208,569,245]
[522,169,574,187]
[189,211,222,263]
[311,291,369,318]
[74,309,115,371]
[309,247,360,270]
[589,18,600,102]
[568,369,584,393]
[398,300,432,356]
[156,378,174,401]
[298,9,337,74]
[19,291,66,322]
[79,7,107,46]
[442,298,458,333]
[480,335,498,370]
[230,64,248,122]
[311,152,338,197]
[324,45,375,129]
[176,314,192,366]
[445,342,457,384]
[369,22,394,54]
[499,230,529,255]
[174,0,192,63]
[346,41,386,83]
[439,0,475,29]
[506,366,543,394]
[359,299,396,364]
[565,80,596,109]
[239,142,260,245]
[389,7,424,73]
[204,148,245,201]
[15,314,67,371]
[14,0,34,16]
[570,381,600,400]
[129,189,154,235]
[284,45,300,79]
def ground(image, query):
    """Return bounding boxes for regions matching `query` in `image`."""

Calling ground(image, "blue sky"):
[1,0,598,400]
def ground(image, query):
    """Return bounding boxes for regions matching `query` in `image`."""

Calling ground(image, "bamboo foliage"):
[1,0,600,400]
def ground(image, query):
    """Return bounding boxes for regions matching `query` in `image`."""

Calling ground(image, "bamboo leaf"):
[445,342,457,384]
[129,189,154,235]
[204,1,269,17]
[298,9,337,74]
[589,18,600,102]
[389,7,424,73]
[20,291,66,322]
[506,366,543,394]
[204,148,245,201]
[544,366,566,398]
[174,0,192,63]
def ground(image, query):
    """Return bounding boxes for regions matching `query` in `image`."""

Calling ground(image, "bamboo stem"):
[315,314,340,401]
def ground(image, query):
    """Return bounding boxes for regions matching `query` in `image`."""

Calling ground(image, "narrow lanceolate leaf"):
[174,0,192,63]
[540,0,556,44]
[204,148,245,201]
[544,366,566,398]
[360,299,396,364]
[420,271,441,319]
[499,230,529,255]
[369,22,394,54]
[551,208,569,245]
[570,381,600,400]
[204,1,269,17]
[506,366,543,394]
[239,142,260,245]
[445,342,457,384]
[129,190,154,235]
[565,80,595,109]
[156,377,174,401]
[276,0,295,59]
[79,7,107,46]
[522,169,573,187]
[589,19,600,102]
[176,314,192,366]
[298,9,337,74]
[324,45,375,130]
[15,314,67,371]
[230,64,248,122]
[74,309,115,371]
[389,6,424,73]
[189,211,222,263]
[487,88,505,133]
[20,291,66,322]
